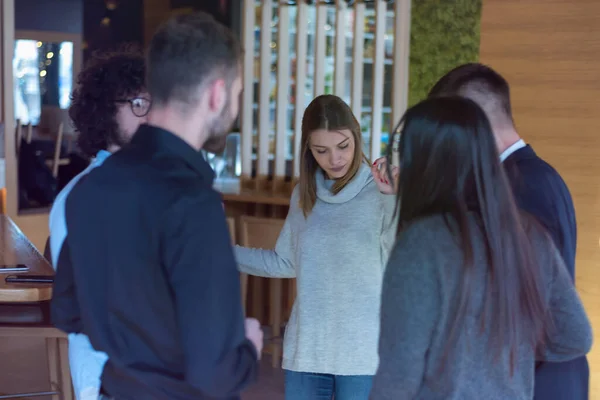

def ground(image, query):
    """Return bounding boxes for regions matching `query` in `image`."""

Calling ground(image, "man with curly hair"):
[48,49,149,400]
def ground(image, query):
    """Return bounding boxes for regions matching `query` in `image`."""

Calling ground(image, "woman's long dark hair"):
[387,96,549,373]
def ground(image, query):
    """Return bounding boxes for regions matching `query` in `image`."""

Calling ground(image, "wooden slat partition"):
[240,0,256,179]
[274,3,290,183]
[391,0,411,128]
[313,1,327,96]
[369,0,387,161]
[293,1,308,178]
[391,0,411,168]
[239,1,412,182]
[257,0,273,179]
[479,0,600,396]
[333,0,347,98]
[350,1,366,120]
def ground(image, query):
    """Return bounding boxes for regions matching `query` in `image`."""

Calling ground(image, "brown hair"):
[147,11,241,109]
[299,95,368,217]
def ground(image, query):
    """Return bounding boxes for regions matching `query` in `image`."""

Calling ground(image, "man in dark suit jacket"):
[428,63,588,400]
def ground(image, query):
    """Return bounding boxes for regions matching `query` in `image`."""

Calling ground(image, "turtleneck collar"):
[316,162,373,204]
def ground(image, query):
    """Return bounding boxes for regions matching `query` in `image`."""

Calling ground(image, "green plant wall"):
[408,0,483,107]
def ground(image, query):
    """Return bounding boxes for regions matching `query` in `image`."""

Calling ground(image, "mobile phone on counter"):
[5,275,54,284]
[0,264,29,273]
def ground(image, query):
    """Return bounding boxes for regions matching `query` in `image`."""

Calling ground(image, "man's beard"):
[203,98,236,154]
[109,127,130,150]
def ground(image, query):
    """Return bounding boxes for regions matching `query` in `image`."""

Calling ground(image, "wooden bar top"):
[0,215,54,303]
[215,179,292,206]
[221,189,291,206]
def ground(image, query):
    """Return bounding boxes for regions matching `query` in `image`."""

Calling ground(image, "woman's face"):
[309,129,355,179]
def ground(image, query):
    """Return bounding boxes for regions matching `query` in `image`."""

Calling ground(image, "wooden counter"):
[221,188,291,206]
[216,178,292,222]
[215,178,292,206]
[0,215,54,303]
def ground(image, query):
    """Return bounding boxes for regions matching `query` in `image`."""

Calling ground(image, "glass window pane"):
[14,40,41,125]
[58,42,73,109]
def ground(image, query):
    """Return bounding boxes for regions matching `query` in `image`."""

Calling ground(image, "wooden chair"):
[0,188,6,214]
[25,123,33,144]
[14,121,32,152]
[239,216,286,368]
[0,327,72,400]
[15,119,22,155]
[45,123,70,178]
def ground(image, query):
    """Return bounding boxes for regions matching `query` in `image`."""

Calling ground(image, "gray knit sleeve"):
[539,245,593,362]
[233,189,299,278]
[370,222,440,399]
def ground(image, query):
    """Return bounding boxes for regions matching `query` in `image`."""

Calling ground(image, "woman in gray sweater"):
[370,96,593,400]
[235,95,397,399]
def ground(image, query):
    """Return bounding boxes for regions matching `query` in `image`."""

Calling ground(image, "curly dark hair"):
[69,48,145,158]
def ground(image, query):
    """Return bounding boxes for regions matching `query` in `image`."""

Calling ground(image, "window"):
[13,39,74,125]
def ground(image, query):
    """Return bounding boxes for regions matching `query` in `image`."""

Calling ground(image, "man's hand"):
[371,157,400,195]
[244,318,264,359]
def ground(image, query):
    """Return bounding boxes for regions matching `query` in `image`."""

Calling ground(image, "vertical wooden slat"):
[257,0,273,177]
[275,4,290,179]
[392,0,411,129]
[334,0,347,97]
[370,0,387,161]
[314,1,327,96]
[1,0,17,217]
[391,0,411,167]
[351,1,365,119]
[241,0,256,179]
[293,1,308,178]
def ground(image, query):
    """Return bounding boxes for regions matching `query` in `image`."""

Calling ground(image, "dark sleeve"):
[50,237,83,334]
[508,162,577,278]
[512,174,559,239]
[162,191,259,397]
[370,225,440,400]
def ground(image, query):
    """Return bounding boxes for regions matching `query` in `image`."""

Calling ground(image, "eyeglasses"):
[390,119,403,154]
[116,97,151,117]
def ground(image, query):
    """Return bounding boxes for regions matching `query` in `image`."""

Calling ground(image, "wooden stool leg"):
[240,273,248,314]
[251,277,264,319]
[271,344,282,369]
[270,279,282,338]
[58,337,73,400]
[46,338,60,400]
[269,279,283,368]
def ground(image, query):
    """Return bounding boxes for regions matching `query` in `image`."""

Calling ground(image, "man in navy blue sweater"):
[428,63,587,400]
[51,12,262,399]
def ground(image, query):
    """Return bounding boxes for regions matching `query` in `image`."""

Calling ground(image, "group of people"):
[48,10,593,400]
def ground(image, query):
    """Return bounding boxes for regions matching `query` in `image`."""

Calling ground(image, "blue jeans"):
[285,370,373,400]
